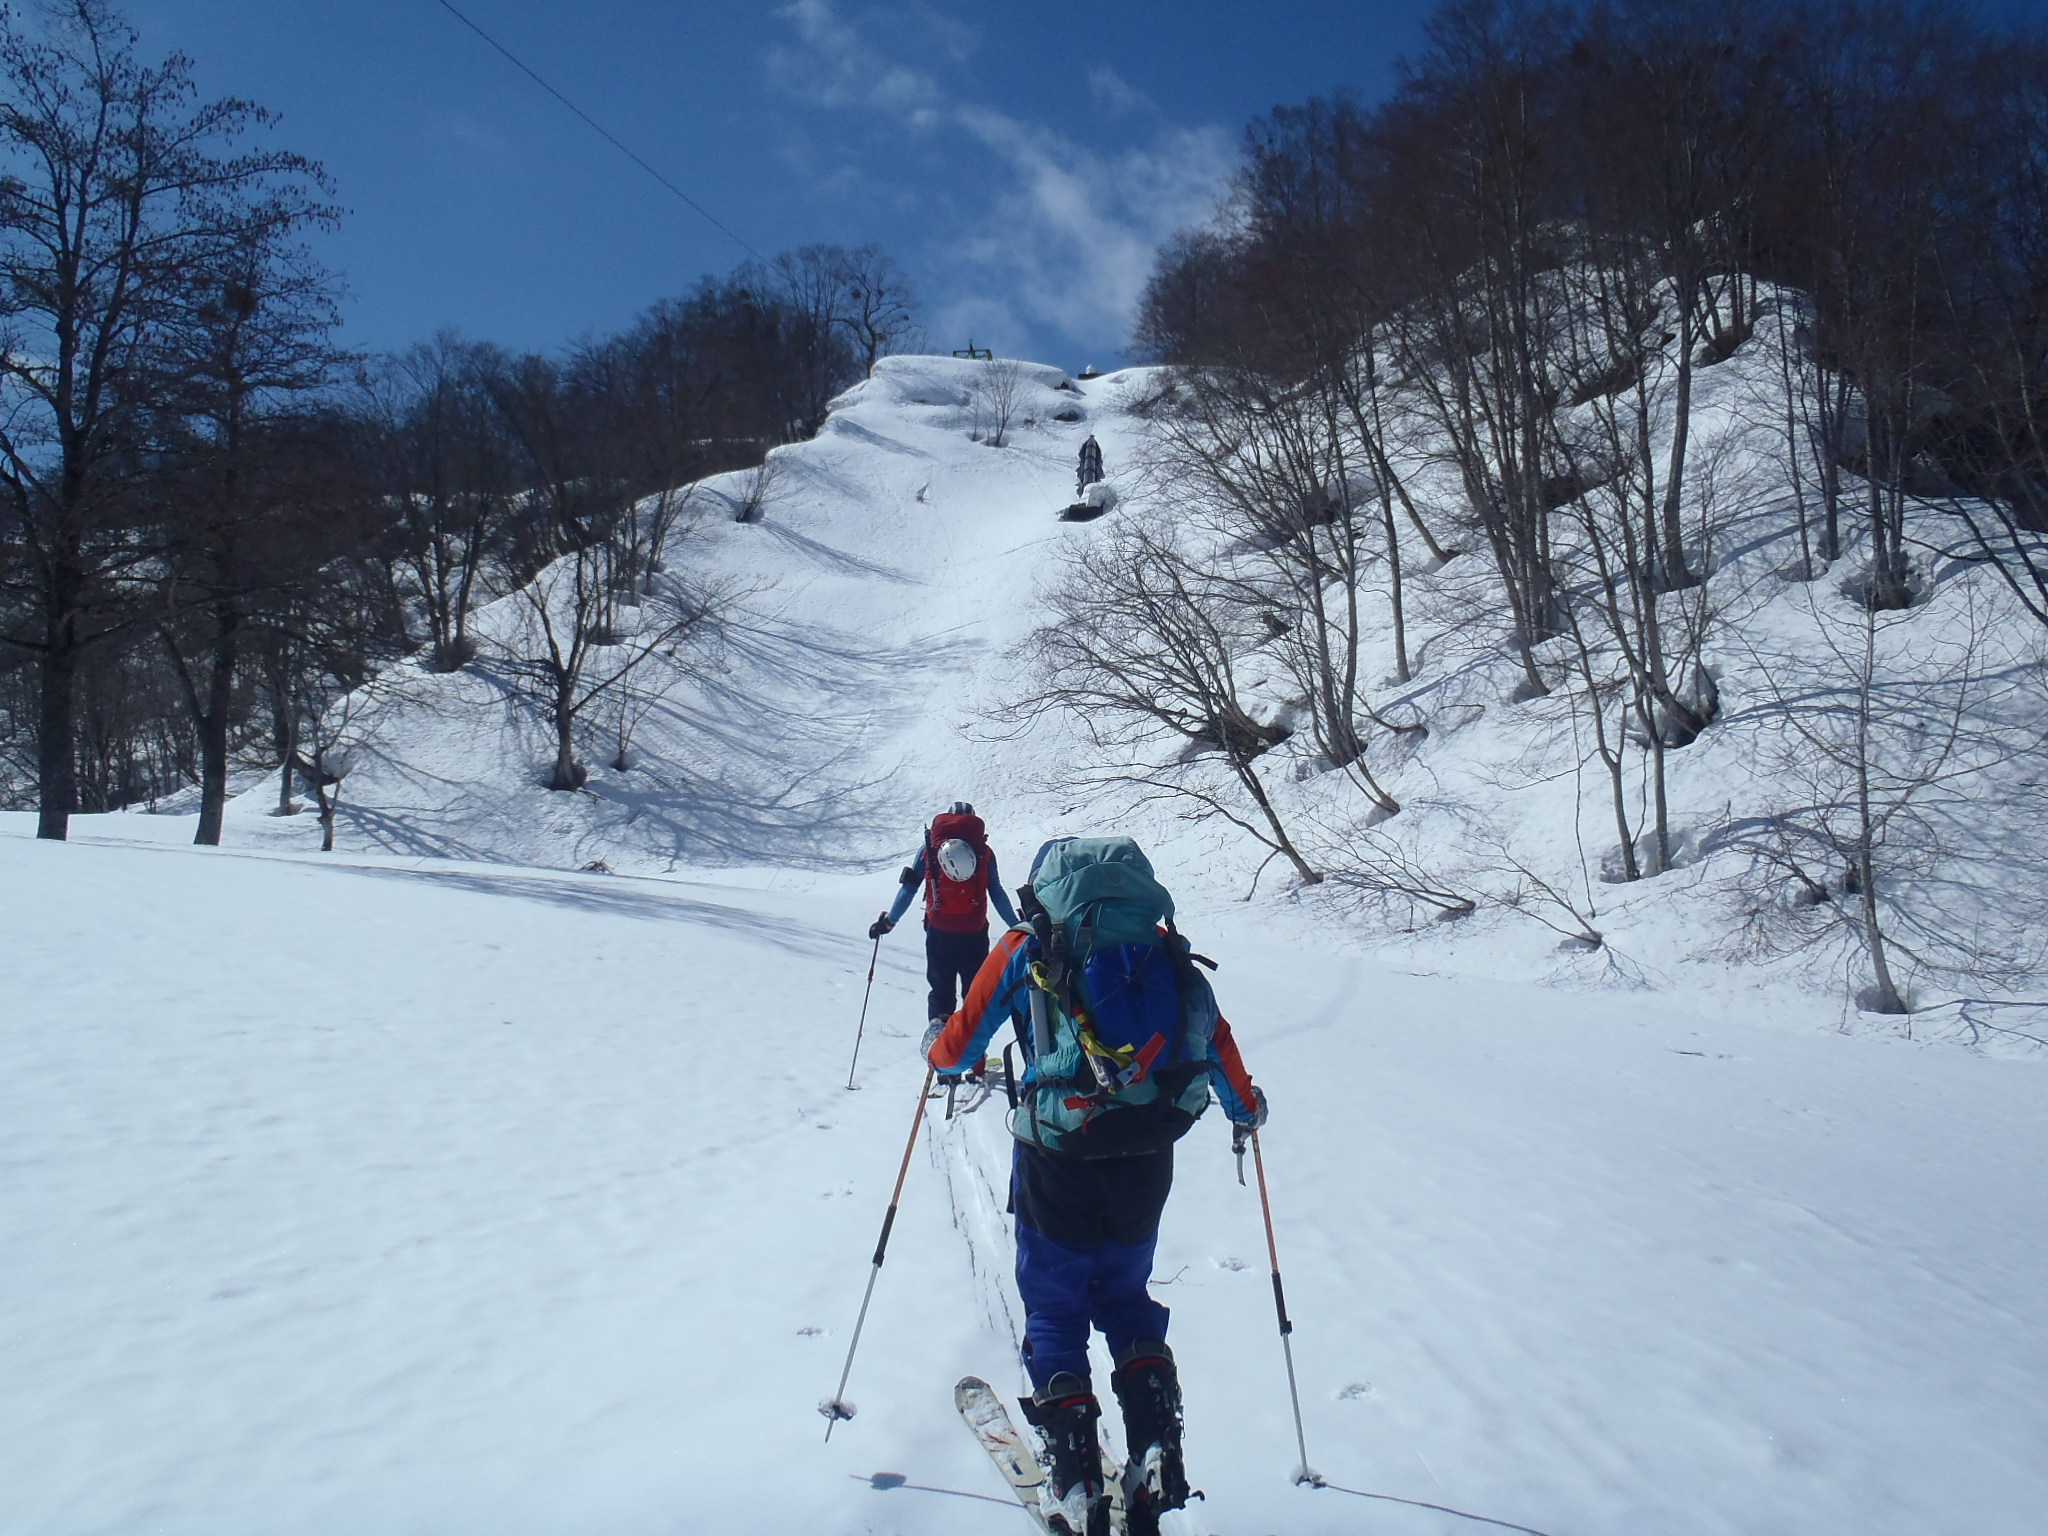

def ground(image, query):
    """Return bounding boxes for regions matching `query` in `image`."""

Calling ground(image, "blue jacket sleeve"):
[985,854,1018,926]
[886,848,926,925]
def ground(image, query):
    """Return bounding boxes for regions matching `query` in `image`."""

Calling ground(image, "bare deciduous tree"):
[1144,364,1409,813]
[1729,583,2044,1013]
[0,0,334,839]
[971,359,1022,449]
[492,542,719,792]
[1012,522,1320,886]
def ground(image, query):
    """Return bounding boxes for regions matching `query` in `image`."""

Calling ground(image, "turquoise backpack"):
[1010,837,1220,1157]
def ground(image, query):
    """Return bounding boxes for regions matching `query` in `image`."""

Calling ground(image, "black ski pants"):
[925,924,990,1022]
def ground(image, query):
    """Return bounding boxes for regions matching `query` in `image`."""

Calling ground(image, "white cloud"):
[1087,66,1149,116]
[769,0,946,122]
[952,107,1233,351]
[767,1,1234,360]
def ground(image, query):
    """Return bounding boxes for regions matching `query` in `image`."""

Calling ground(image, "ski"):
[955,1375,1130,1534]
[957,1376,1054,1534]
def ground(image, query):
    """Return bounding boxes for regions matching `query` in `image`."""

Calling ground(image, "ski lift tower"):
[951,340,994,361]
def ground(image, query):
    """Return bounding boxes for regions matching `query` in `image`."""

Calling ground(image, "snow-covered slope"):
[5,829,2046,1536]
[9,351,2048,1534]
[189,347,2048,1035]
[206,355,1111,876]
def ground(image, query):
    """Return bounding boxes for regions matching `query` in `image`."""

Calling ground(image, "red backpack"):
[924,811,992,933]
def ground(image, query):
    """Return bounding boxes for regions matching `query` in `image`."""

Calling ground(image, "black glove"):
[1233,1085,1269,1131]
[868,913,895,940]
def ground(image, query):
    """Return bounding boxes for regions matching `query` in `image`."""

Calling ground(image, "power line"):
[431,0,768,264]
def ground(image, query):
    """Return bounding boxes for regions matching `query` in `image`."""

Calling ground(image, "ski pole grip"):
[1271,1272,1293,1335]
[872,1204,898,1267]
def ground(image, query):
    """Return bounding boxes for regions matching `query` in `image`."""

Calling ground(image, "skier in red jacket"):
[868,802,1020,1027]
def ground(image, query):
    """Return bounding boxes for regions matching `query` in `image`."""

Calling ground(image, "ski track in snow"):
[7,356,2048,1535]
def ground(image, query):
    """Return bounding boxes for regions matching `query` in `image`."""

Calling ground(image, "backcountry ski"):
[957,1376,1053,1533]
[955,1375,1129,1534]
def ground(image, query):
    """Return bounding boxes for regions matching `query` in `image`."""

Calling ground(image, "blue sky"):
[111,1,1435,370]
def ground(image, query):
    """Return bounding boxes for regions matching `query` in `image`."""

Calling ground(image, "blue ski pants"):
[1012,1141,1172,1391]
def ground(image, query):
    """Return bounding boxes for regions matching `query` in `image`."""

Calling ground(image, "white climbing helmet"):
[936,837,979,883]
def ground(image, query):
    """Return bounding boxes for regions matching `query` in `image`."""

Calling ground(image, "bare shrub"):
[971,359,1022,448]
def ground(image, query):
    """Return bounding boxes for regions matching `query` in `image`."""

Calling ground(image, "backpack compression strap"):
[1019,884,1154,1099]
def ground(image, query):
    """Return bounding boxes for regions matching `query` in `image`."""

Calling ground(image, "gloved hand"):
[867,913,895,940]
[1233,1085,1269,1131]
[921,1018,966,1078]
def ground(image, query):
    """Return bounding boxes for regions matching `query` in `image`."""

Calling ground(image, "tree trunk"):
[35,587,81,841]
[1658,298,1701,592]
[315,782,337,852]
[1854,614,1905,1014]
[1381,490,1411,684]
[549,699,583,791]
[270,655,298,816]
[1606,730,1639,882]
[194,607,240,846]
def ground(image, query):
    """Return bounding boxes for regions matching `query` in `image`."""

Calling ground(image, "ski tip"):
[955,1374,996,1400]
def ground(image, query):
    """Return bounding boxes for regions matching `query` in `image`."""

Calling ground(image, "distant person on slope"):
[868,802,1019,1028]
[1076,433,1104,499]
[922,836,1267,1536]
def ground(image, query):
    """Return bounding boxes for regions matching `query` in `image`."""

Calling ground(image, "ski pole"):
[843,926,883,1091]
[821,1064,935,1439]
[1251,1128,1323,1488]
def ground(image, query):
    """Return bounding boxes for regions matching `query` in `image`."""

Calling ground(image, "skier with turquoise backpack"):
[922,836,1267,1536]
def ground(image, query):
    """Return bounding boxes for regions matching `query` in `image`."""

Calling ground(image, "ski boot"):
[1018,1373,1110,1536]
[1112,1341,1191,1534]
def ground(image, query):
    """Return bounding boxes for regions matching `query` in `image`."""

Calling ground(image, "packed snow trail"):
[6,828,2048,1535]
[8,355,2048,1534]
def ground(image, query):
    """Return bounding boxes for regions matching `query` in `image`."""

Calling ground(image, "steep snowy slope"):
[206,355,1117,877]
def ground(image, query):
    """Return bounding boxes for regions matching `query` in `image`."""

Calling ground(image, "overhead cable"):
[431,0,768,263]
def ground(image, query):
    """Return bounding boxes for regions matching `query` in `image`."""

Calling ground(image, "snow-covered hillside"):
[202,355,1107,877]
[180,348,2048,1036]
[7,827,2047,1536]
[8,351,2048,1534]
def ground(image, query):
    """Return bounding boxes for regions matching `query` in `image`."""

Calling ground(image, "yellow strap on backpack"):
[1079,1029,1135,1069]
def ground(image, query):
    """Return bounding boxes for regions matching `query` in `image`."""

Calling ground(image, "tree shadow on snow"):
[818,414,934,459]
[309,860,851,962]
[748,514,927,585]
[580,615,983,870]
[329,611,980,872]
